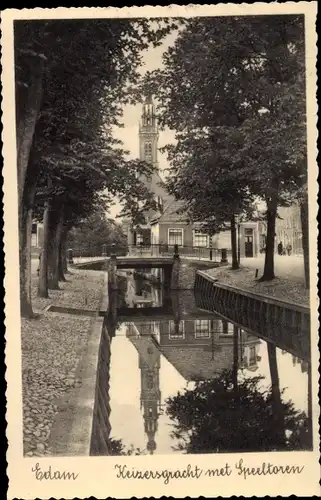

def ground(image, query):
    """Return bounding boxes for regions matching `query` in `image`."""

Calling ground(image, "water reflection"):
[106,273,312,455]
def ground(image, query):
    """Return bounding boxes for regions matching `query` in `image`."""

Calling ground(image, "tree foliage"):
[15,18,178,315]
[67,212,127,255]
[166,370,311,454]
[138,15,307,279]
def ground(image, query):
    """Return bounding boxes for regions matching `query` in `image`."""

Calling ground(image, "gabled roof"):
[151,198,189,224]
[160,345,233,381]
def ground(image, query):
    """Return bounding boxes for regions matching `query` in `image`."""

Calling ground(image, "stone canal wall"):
[47,271,111,456]
[171,258,221,290]
[89,319,112,455]
[194,270,311,362]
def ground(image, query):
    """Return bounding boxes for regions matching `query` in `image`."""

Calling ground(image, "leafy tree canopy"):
[136,15,306,208]
[166,370,311,454]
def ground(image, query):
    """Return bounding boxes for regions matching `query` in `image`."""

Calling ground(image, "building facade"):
[150,203,260,258]
[158,319,261,380]
[257,204,303,255]
[275,205,303,254]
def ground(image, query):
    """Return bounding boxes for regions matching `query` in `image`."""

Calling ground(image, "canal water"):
[105,271,312,456]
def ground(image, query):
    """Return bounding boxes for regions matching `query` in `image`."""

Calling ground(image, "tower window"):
[147,373,154,389]
[144,142,152,161]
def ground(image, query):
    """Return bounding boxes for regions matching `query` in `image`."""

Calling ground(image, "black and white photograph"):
[2,3,319,498]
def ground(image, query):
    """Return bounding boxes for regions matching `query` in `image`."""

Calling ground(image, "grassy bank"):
[205,266,309,307]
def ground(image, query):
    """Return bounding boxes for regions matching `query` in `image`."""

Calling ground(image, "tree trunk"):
[58,245,66,281]
[62,224,72,274]
[19,184,36,318]
[48,210,64,290]
[267,343,286,448]
[300,199,309,289]
[222,320,228,335]
[58,227,67,281]
[17,56,44,212]
[171,291,181,335]
[230,213,239,270]
[259,200,277,281]
[37,202,50,298]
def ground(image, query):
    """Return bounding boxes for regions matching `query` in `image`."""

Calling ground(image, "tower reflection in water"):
[127,326,161,455]
[106,274,312,455]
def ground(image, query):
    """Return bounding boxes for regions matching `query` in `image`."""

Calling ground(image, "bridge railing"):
[126,244,224,262]
[66,243,229,264]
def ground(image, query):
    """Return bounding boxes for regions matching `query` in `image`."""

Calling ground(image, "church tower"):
[139,93,159,174]
[123,94,165,248]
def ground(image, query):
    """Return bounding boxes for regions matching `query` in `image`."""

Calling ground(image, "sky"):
[108,30,178,220]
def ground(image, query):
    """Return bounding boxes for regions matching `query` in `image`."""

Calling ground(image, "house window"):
[169,320,185,339]
[244,228,253,236]
[194,320,211,338]
[168,228,183,246]
[193,230,208,247]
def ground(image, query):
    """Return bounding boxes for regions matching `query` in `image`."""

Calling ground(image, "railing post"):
[102,244,107,257]
[67,248,74,264]
[221,248,228,263]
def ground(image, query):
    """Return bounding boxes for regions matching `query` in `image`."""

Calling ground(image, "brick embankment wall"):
[194,270,310,362]
[90,320,112,455]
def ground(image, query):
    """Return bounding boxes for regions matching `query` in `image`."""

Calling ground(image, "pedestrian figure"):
[277,241,283,256]
[37,252,42,276]
[286,243,292,256]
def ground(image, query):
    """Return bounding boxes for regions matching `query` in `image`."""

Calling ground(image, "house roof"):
[160,345,234,381]
[151,198,189,224]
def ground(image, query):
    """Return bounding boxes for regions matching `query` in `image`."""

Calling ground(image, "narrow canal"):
[104,270,312,456]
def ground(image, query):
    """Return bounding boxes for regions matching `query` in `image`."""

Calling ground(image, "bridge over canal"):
[74,247,228,290]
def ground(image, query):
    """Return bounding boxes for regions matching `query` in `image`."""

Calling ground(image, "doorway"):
[244,228,254,257]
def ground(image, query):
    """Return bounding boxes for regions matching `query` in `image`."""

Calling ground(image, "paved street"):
[31,257,39,275]
[31,255,105,275]
[240,254,304,282]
